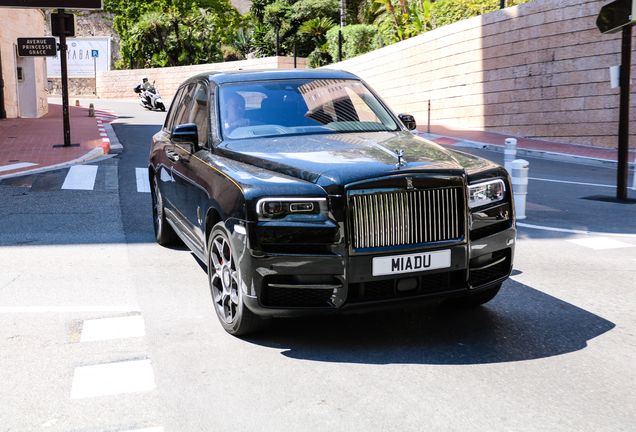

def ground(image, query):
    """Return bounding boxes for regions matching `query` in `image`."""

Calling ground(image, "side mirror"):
[398,114,417,132]
[172,123,200,152]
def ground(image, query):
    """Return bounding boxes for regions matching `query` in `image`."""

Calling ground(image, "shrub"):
[325,24,381,62]
[431,0,531,28]
[222,45,244,62]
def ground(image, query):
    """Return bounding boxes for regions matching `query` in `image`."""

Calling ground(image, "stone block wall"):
[96,56,308,101]
[330,0,632,149]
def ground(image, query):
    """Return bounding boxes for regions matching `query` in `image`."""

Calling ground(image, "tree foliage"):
[325,24,381,62]
[249,0,340,58]
[104,0,243,69]
[431,0,529,27]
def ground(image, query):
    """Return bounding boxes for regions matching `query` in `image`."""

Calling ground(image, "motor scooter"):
[134,81,166,111]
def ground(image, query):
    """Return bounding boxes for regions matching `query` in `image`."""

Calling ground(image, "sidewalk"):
[0,103,117,180]
[1,104,635,181]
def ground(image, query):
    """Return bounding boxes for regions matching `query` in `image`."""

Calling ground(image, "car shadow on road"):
[244,278,615,365]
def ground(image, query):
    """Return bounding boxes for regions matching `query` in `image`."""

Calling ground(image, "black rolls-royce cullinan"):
[149,69,516,335]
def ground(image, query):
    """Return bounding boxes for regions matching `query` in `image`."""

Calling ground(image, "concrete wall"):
[96,56,308,100]
[329,0,632,149]
[0,8,48,118]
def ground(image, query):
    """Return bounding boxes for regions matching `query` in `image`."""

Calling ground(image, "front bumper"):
[239,225,516,318]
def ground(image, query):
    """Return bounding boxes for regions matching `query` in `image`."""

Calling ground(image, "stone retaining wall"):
[96,56,307,101]
[329,0,632,149]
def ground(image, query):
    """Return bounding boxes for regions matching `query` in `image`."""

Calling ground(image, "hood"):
[218,131,488,188]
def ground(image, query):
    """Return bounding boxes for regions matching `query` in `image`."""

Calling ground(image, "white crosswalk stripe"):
[566,237,635,250]
[0,162,38,173]
[70,359,156,399]
[80,315,146,342]
[136,167,151,192]
[62,165,99,190]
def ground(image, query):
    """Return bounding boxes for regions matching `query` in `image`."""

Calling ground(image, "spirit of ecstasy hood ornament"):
[395,149,407,169]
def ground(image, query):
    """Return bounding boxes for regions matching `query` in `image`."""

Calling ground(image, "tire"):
[151,176,179,246]
[444,283,502,309]
[208,223,262,336]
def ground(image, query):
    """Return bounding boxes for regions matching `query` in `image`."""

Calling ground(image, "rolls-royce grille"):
[349,187,463,249]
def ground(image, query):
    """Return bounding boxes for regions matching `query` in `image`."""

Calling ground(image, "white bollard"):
[504,138,517,173]
[511,159,529,220]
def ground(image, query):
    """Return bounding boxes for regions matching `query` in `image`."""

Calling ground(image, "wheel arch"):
[205,207,223,251]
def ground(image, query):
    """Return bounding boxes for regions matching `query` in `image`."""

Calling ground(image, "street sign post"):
[51,8,78,148]
[92,49,98,96]
[16,37,57,57]
[597,0,634,201]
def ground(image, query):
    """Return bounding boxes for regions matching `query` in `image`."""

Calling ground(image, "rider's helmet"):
[142,76,148,82]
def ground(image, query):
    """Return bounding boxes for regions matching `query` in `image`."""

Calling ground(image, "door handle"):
[166,150,180,162]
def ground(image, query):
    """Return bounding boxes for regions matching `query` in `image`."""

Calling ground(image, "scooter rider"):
[135,75,165,111]
[142,76,153,91]
[141,76,154,105]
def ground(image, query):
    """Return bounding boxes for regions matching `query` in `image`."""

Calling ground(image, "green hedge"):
[326,24,381,62]
[432,0,531,27]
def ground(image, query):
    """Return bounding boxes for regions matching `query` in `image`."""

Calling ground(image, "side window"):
[172,83,196,127]
[188,83,209,148]
[164,87,184,132]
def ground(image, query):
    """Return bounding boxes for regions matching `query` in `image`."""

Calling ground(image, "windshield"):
[219,79,400,140]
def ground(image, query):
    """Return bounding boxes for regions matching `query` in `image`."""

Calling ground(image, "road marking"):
[62,165,98,190]
[81,315,146,342]
[70,359,156,399]
[0,305,141,313]
[136,167,150,193]
[517,222,636,238]
[566,237,635,250]
[122,428,164,432]
[0,162,38,173]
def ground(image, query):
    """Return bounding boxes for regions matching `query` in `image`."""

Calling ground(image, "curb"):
[0,145,109,181]
[96,118,111,155]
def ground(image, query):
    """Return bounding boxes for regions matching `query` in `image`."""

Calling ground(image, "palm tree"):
[299,17,336,42]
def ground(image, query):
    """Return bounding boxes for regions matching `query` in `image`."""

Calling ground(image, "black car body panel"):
[149,69,516,328]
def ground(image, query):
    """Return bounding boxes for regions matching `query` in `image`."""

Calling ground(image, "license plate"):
[372,250,451,276]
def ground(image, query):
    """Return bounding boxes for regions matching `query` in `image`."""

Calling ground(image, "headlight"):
[257,197,328,221]
[468,179,506,209]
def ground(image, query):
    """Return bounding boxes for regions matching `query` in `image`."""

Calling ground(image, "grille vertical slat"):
[350,187,463,249]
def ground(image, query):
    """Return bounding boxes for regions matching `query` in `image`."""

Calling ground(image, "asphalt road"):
[0,99,635,431]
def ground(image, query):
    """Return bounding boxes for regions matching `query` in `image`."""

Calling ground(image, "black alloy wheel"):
[151,176,179,245]
[208,223,262,336]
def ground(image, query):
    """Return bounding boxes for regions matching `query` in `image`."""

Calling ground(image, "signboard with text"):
[17,37,56,57]
[0,0,102,9]
[46,38,110,77]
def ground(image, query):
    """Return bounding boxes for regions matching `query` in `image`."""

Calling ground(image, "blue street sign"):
[91,49,99,58]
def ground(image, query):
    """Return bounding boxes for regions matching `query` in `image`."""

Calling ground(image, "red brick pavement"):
[0,103,109,179]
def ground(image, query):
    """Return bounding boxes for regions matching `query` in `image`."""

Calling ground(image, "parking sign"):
[91,49,98,58]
